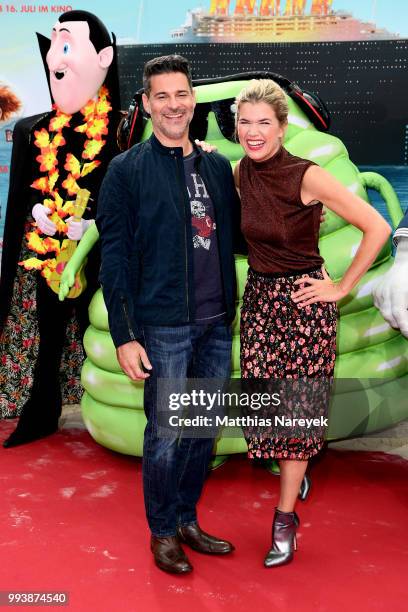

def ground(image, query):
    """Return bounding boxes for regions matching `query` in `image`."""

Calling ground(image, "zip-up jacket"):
[96,133,245,348]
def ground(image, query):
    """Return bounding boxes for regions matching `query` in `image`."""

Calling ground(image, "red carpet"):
[0,419,407,612]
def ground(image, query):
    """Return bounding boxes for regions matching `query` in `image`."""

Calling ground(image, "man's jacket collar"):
[149,133,203,160]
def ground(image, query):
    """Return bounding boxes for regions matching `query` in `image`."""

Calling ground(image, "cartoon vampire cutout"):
[0,10,122,447]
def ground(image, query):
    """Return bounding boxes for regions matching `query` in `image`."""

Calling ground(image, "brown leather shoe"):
[150,535,193,574]
[177,523,235,555]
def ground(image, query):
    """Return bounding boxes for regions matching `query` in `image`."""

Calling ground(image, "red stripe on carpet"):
[1,420,407,612]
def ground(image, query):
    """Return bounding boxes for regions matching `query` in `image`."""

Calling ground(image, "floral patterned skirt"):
[0,234,85,418]
[240,267,338,461]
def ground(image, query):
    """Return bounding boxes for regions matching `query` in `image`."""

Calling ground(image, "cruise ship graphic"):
[170,0,399,43]
[117,0,408,165]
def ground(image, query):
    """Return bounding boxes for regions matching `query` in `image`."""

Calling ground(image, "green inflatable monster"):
[61,76,408,457]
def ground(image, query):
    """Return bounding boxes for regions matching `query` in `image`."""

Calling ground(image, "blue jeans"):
[142,321,232,537]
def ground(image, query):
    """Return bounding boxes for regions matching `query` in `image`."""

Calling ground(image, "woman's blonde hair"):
[235,79,288,125]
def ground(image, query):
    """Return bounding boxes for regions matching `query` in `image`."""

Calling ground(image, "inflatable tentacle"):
[59,222,100,301]
[69,221,100,268]
[359,171,403,230]
[80,81,408,455]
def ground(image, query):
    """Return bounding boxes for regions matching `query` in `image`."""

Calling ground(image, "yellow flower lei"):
[20,85,111,277]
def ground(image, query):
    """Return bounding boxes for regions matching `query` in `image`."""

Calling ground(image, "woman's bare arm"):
[292,165,391,306]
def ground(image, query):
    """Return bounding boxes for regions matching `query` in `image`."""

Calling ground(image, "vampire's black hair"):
[58,10,112,53]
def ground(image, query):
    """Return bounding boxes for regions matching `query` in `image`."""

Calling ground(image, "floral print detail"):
[20,87,110,277]
[240,268,338,460]
[0,237,84,418]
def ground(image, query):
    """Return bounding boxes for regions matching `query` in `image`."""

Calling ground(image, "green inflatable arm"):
[59,222,100,301]
[359,171,403,230]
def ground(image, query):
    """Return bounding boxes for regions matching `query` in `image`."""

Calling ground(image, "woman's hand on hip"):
[291,267,346,307]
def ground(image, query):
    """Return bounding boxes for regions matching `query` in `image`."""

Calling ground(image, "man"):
[96,55,241,574]
[0,10,121,447]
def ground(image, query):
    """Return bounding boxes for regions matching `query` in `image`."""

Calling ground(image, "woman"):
[234,79,390,568]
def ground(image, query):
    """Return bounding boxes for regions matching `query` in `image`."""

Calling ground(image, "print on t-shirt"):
[188,172,216,251]
[183,153,225,322]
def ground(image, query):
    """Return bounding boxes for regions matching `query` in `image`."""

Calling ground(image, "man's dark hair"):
[59,10,112,52]
[143,55,193,96]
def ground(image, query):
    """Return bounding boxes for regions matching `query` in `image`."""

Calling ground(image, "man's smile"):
[163,112,184,120]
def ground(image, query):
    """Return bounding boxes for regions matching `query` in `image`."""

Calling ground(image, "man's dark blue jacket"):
[96,134,244,348]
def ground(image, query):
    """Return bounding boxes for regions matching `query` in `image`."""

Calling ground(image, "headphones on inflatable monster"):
[117,71,330,151]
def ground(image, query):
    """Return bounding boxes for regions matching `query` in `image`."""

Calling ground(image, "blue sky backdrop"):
[1,0,407,116]
[1,1,407,46]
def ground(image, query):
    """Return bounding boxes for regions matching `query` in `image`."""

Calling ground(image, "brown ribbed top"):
[240,145,324,274]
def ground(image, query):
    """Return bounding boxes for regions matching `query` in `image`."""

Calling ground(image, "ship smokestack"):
[235,0,257,15]
[284,0,308,16]
[209,0,333,18]
[259,0,281,16]
[311,0,333,16]
[209,0,231,16]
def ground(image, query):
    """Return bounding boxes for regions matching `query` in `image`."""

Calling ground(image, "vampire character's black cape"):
[0,114,50,329]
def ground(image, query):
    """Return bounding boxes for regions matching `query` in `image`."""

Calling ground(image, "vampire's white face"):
[46,20,113,114]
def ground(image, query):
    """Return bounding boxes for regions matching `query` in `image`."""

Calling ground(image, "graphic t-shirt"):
[183,151,225,322]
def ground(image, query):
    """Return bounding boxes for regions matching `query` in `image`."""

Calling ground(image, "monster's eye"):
[63,43,70,55]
